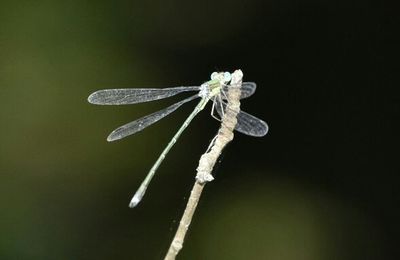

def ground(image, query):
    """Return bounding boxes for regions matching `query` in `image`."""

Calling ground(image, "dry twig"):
[164,70,243,260]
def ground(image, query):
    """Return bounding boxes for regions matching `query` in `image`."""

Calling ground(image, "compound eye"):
[223,72,231,82]
[211,72,218,80]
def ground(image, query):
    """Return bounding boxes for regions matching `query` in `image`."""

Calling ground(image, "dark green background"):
[0,1,397,259]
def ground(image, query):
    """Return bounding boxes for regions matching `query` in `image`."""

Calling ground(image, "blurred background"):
[0,0,397,259]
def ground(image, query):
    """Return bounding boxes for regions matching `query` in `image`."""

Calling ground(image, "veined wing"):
[222,82,256,100]
[88,86,200,105]
[215,99,268,137]
[108,94,199,141]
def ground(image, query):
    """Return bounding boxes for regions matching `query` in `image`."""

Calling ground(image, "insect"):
[88,71,268,207]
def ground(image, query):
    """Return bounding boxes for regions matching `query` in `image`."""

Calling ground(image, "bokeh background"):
[0,0,397,259]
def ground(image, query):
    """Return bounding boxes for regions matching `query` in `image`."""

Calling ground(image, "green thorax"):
[207,79,223,97]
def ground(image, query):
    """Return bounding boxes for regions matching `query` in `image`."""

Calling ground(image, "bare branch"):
[164,70,243,260]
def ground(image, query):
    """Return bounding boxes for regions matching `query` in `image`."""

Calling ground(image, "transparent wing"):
[235,110,268,137]
[214,99,268,137]
[88,86,200,105]
[222,82,256,100]
[107,94,199,141]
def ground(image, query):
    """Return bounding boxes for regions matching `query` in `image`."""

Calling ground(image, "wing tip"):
[107,133,119,142]
[87,92,99,104]
[258,121,269,137]
[248,120,269,137]
[88,90,112,105]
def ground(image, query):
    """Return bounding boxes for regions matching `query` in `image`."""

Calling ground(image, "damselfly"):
[88,71,268,207]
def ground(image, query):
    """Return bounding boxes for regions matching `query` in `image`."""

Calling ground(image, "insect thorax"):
[198,72,231,98]
[199,80,222,98]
